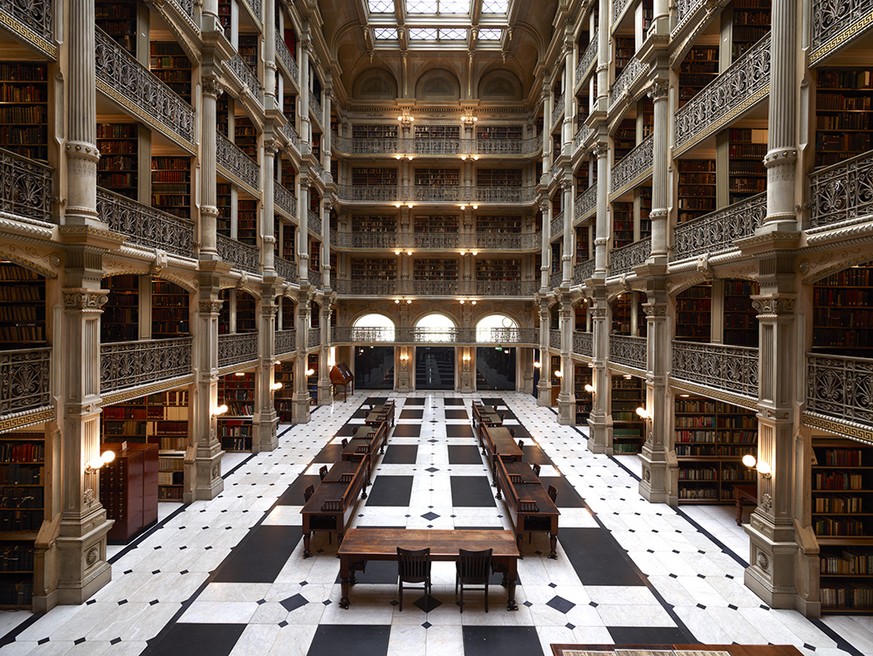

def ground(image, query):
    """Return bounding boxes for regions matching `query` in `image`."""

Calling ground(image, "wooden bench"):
[472,402,502,429]
[494,455,559,559]
[365,400,396,427]
[479,424,523,473]
[301,454,370,558]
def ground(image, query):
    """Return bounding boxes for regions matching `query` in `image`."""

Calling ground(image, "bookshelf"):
[353,215,396,233]
[678,45,719,107]
[674,395,757,503]
[97,123,138,199]
[216,183,231,237]
[638,187,652,240]
[413,258,459,281]
[476,125,523,141]
[309,240,320,274]
[101,274,139,343]
[237,290,257,333]
[152,278,190,339]
[152,157,191,220]
[574,365,593,424]
[731,0,771,61]
[274,362,294,422]
[677,159,716,223]
[613,119,636,162]
[675,283,712,342]
[352,125,397,139]
[237,198,258,245]
[150,42,192,103]
[812,264,873,356]
[476,259,521,281]
[350,258,397,280]
[611,375,645,454]
[238,34,258,74]
[477,216,522,234]
[723,279,759,347]
[614,36,635,78]
[815,68,873,168]
[218,0,231,31]
[218,289,230,334]
[612,202,634,248]
[351,167,397,186]
[729,128,767,203]
[477,168,522,187]
[279,223,295,260]
[414,168,460,187]
[414,215,458,234]
[96,0,136,54]
[0,62,49,161]
[218,372,255,451]
[0,262,45,348]
[414,125,460,140]
[0,428,45,608]
[813,438,873,613]
[217,94,229,137]
[235,115,258,161]
[576,226,590,261]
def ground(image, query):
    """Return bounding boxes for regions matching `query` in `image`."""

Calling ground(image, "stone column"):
[255,293,279,452]
[263,0,277,110]
[561,179,574,285]
[261,140,277,275]
[587,292,612,453]
[541,82,552,178]
[322,81,333,180]
[539,199,551,290]
[292,291,312,423]
[299,26,311,147]
[192,275,225,500]
[648,80,669,261]
[562,31,575,150]
[536,296,552,406]
[297,174,311,281]
[199,75,221,260]
[459,302,473,392]
[592,143,610,277]
[317,298,333,404]
[639,292,673,503]
[557,291,576,425]
[321,199,332,290]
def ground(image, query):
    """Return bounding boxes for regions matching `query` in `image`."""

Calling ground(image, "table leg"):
[339,556,351,609]
[549,532,557,559]
[506,560,519,611]
[516,533,523,559]
[303,531,312,558]
[735,498,743,526]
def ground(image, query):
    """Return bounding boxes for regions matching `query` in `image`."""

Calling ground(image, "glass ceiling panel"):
[406,0,471,14]
[406,0,438,12]
[374,27,399,39]
[439,0,470,12]
[368,0,395,12]
[478,28,502,40]
[440,27,467,39]
[408,27,439,39]
[481,0,508,13]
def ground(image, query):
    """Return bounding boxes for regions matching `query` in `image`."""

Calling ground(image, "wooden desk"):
[337,528,520,611]
[350,421,388,454]
[301,457,369,557]
[494,456,559,558]
[472,403,503,428]
[322,460,371,490]
[550,644,803,656]
[733,484,757,525]
[365,401,395,427]
[480,424,523,471]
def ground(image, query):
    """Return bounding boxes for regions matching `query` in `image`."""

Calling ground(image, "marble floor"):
[0,391,871,656]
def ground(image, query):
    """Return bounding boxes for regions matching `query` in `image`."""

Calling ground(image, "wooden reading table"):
[365,401,396,427]
[337,528,520,610]
[472,403,503,429]
[480,424,524,472]
[301,455,369,557]
[494,456,560,558]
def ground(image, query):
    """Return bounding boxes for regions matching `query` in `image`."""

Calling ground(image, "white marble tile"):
[178,601,259,624]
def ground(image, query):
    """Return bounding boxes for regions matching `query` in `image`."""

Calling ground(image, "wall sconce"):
[212,403,229,417]
[461,113,478,126]
[554,370,563,378]
[306,368,315,376]
[394,202,403,209]
[623,373,632,380]
[398,114,414,127]
[271,382,283,391]
[584,384,595,393]
[399,353,409,363]
[635,406,651,420]
[394,154,414,161]
[462,354,471,363]
[85,450,116,474]
[234,371,246,377]
[533,360,541,369]
[742,454,772,479]
[460,155,480,161]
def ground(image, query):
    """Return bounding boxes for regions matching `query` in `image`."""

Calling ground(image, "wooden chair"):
[303,485,315,502]
[455,548,493,613]
[547,485,558,503]
[396,547,431,611]
[517,439,524,450]
[527,486,558,542]
[532,463,541,478]
[319,465,328,480]
[341,438,348,448]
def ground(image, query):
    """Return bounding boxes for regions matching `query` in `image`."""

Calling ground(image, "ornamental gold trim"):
[101,375,194,406]
[0,407,53,434]
[802,411,873,445]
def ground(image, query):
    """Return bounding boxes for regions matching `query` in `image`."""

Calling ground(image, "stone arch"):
[477,69,523,101]
[352,68,398,100]
[351,312,396,341]
[415,68,461,101]
[475,313,520,342]
[414,311,457,341]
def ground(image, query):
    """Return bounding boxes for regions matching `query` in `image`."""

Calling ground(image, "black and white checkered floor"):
[1,392,871,656]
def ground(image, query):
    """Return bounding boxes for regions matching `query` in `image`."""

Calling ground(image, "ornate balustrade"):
[674,34,770,153]
[240,0,261,20]
[473,280,538,296]
[610,239,651,276]
[808,149,873,230]
[310,157,325,183]
[331,326,535,345]
[0,147,53,223]
[332,134,538,157]
[573,332,593,357]
[577,40,597,87]
[101,337,192,392]
[309,91,322,122]
[226,52,260,96]
[218,332,258,367]
[409,327,461,343]
[410,279,460,295]
[611,135,653,196]
[609,58,646,111]
[275,32,298,81]
[334,231,399,248]
[281,121,301,152]
[0,0,54,53]
[672,0,705,35]
[574,259,595,284]
[613,0,634,22]
[0,347,50,415]
[335,326,397,343]
[307,328,321,349]
[274,181,296,218]
[471,232,541,250]
[216,133,260,192]
[95,28,195,148]
[307,208,322,235]
[412,185,464,202]
[550,211,564,240]
[549,329,562,350]
[671,193,765,262]
[413,232,461,249]
[672,340,759,398]
[806,354,873,426]
[812,0,873,60]
[336,185,399,202]
[275,329,296,355]
[575,185,596,221]
[550,270,563,288]
[275,256,296,281]
[335,279,397,295]
[409,138,461,156]
[477,327,537,344]
[473,186,536,203]
[331,132,400,154]
[552,93,565,127]
[98,187,194,257]
[170,0,194,20]
[610,335,647,369]
[217,234,261,274]
[474,136,541,156]
[307,269,321,287]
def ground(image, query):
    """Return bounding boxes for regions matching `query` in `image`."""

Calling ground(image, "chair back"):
[532,463,541,477]
[547,484,558,503]
[319,465,328,480]
[517,439,524,449]
[397,547,431,583]
[457,548,492,582]
[341,438,348,448]
[303,484,315,502]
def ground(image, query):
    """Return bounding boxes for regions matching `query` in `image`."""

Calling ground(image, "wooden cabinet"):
[100,442,159,543]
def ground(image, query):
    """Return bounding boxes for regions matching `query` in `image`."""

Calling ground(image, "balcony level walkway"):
[0,393,870,656]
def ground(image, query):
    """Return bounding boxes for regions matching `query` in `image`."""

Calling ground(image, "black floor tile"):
[391,424,421,438]
[480,397,505,407]
[276,475,320,505]
[314,443,343,462]
[446,425,475,438]
[335,559,399,585]
[447,445,484,465]
[352,409,369,419]
[143,623,246,656]
[522,444,551,464]
[462,626,544,656]
[404,398,427,405]
[212,526,302,582]
[450,476,497,508]
[365,476,414,506]
[444,409,469,420]
[444,398,465,405]
[364,396,389,406]
[559,528,645,586]
[508,423,531,438]
[335,423,359,437]
[381,445,419,464]
[607,626,695,645]
[400,409,424,419]
[307,625,391,656]
[539,477,586,507]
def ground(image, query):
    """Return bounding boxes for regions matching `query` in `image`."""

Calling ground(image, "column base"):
[557,395,575,425]
[317,382,333,406]
[536,384,551,407]
[587,415,611,454]
[53,507,113,606]
[194,442,224,500]
[292,397,311,423]
[744,512,800,610]
[638,447,674,505]
[255,412,279,452]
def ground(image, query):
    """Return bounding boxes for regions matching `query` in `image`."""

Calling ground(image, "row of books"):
[0,544,34,572]
[820,551,873,575]
[814,517,865,536]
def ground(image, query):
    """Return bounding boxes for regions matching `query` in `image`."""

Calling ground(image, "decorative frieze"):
[672,340,759,398]
[0,147,53,223]
[101,337,193,392]
[671,193,766,262]
[217,332,258,367]
[806,354,873,425]
[808,149,873,230]
[97,187,194,257]
[0,347,51,415]
[609,334,646,369]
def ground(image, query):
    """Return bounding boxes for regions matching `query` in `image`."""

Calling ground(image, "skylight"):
[407,27,468,40]
[408,27,438,39]
[481,0,508,13]
[478,28,502,40]
[373,27,399,39]
[406,0,471,14]
[368,0,395,13]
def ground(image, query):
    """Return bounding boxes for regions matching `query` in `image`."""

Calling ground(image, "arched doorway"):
[352,313,395,389]
[415,313,456,390]
[475,314,518,390]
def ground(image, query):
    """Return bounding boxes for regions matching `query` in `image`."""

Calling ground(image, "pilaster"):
[592,143,610,278]
[317,298,333,405]
[255,294,279,452]
[536,296,552,406]
[292,290,312,422]
[557,291,576,425]
[647,80,669,262]
[561,179,574,285]
[587,288,612,453]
